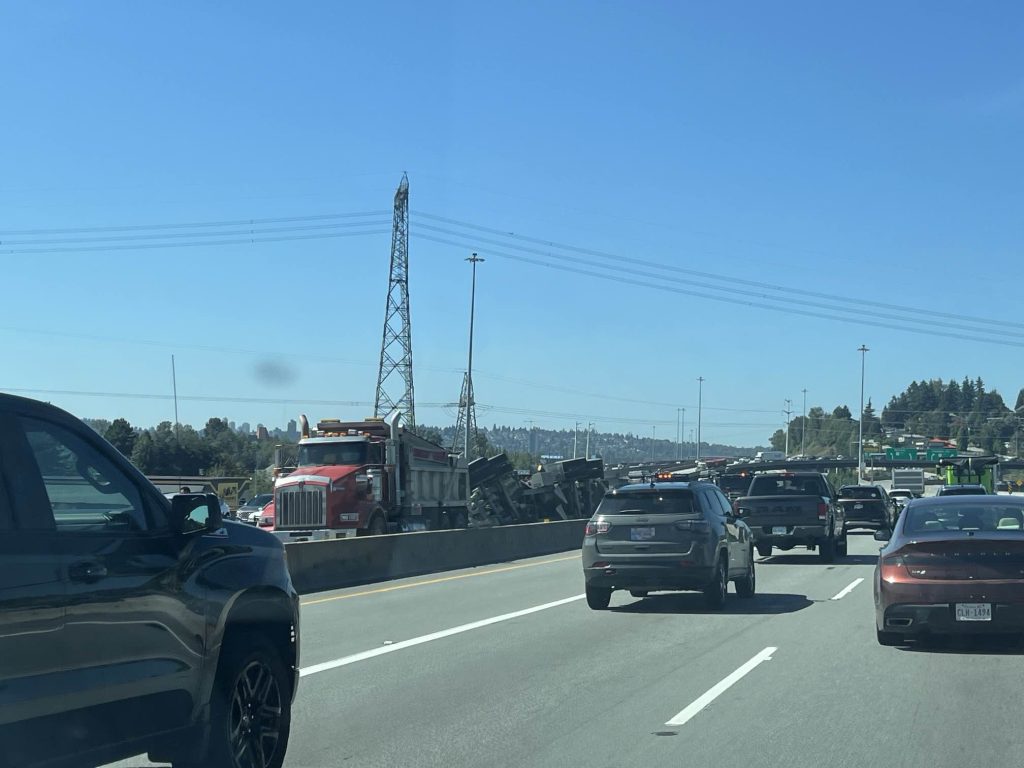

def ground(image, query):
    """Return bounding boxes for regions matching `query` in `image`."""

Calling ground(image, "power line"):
[0,217,390,246]
[0,210,390,236]
[0,228,390,256]
[415,210,1024,333]
[415,232,1024,350]
[417,223,1024,341]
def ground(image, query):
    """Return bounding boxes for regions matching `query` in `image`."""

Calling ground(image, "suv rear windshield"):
[938,486,988,496]
[597,490,696,516]
[749,475,826,497]
[839,486,881,500]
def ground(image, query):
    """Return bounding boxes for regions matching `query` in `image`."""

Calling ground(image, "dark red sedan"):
[874,495,1024,645]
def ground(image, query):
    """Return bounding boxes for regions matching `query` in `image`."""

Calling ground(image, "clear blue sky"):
[2,1,1022,447]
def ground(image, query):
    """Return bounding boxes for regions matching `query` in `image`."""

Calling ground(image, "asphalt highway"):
[110,533,1024,768]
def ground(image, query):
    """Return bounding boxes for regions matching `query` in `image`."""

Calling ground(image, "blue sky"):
[2,1,1022,447]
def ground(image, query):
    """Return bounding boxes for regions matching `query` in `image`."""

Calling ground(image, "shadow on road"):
[896,634,1024,656]
[759,554,878,566]
[610,591,814,615]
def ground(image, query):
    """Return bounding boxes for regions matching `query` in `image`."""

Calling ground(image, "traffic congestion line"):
[830,577,865,601]
[664,647,777,727]
[300,594,586,677]
[300,553,582,606]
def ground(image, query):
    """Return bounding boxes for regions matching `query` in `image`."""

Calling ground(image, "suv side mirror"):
[873,529,892,542]
[171,493,223,534]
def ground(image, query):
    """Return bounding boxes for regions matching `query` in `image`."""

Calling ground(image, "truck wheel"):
[174,637,291,768]
[818,535,836,563]
[756,543,772,558]
[735,550,756,598]
[586,585,612,610]
[703,558,727,610]
[837,529,849,556]
[367,512,388,536]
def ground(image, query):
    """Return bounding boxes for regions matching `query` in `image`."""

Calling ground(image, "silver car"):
[237,492,274,524]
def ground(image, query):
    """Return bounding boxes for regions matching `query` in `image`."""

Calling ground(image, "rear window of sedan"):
[839,486,882,500]
[597,490,696,516]
[905,504,1024,533]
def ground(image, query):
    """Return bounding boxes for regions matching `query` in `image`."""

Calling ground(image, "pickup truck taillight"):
[585,520,610,536]
[817,502,829,521]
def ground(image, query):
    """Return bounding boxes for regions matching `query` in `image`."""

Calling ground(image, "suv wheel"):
[177,637,291,768]
[703,558,727,610]
[818,535,836,563]
[586,585,612,610]
[837,529,849,556]
[755,542,772,558]
[734,550,756,598]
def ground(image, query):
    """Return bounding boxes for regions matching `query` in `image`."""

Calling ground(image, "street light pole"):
[573,421,579,459]
[465,253,484,460]
[652,426,656,462]
[801,388,807,457]
[680,408,686,460]
[858,345,869,482]
[586,422,593,459]
[783,398,793,457]
[696,377,705,462]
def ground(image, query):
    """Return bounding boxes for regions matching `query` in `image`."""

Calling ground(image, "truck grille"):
[277,485,326,528]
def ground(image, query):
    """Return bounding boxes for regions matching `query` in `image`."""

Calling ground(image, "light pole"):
[858,345,869,482]
[573,421,579,459]
[465,253,484,460]
[585,422,593,459]
[679,407,686,460]
[652,426,656,462]
[801,388,808,457]
[696,377,705,462]
[783,398,793,457]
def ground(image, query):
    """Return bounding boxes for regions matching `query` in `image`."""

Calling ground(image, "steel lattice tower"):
[450,371,478,459]
[374,173,416,428]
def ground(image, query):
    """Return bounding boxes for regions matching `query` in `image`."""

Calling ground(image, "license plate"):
[771,526,787,535]
[955,603,992,622]
[630,526,656,541]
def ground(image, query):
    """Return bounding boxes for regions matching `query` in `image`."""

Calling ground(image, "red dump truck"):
[273,410,470,541]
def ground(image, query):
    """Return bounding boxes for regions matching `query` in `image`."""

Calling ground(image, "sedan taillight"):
[880,554,905,583]
[585,520,610,536]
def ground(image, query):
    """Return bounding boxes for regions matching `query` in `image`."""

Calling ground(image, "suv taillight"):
[675,520,710,533]
[817,502,828,521]
[585,520,610,536]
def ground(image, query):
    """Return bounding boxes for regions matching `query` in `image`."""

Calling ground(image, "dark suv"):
[581,481,756,610]
[0,394,300,768]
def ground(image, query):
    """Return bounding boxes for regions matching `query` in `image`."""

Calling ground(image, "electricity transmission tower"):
[374,173,416,428]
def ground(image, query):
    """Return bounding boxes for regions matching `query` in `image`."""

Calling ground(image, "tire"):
[586,584,612,610]
[367,512,388,536]
[451,509,468,529]
[756,542,772,558]
[734,550,756,598]
[837,529,849,556]
[176,637,292,768]
[629,590,649,598]
[818,535,836,563]
[703,558,727,610]
[876,629,901,647]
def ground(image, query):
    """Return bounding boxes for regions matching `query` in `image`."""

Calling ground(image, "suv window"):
[20,416,150,533]
[839,486,882,500]
[597,490,697,516]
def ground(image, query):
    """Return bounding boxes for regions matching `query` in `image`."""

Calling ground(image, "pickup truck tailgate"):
[739,495,824,528]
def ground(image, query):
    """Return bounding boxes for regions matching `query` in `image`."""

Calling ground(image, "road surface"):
[109,533,1024,768]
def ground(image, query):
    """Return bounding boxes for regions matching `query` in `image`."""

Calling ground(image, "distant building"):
[228,421,236,431]
[287,419,298,441]
[239,422,251,435]
[256,424,270,440]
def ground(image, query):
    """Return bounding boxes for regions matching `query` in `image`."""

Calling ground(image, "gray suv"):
[582,480,756,610]
[0,394,299,768]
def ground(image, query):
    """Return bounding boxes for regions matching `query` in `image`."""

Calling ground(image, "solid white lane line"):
[830,577,865,601]
[665,646,777,727]
[300,594,585,677]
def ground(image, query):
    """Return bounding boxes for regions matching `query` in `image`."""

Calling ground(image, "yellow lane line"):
[300,552,582,607]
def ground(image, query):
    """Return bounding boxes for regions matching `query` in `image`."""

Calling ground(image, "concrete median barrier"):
[285,519,587,594]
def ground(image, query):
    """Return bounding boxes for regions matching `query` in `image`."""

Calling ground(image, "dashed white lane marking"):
[665,646,777,727]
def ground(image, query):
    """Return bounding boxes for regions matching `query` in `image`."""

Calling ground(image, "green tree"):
[104,418,136,457]
[130,431,156,473]
[832,405,852,420]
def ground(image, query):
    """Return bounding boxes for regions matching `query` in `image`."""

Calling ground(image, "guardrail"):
[284,519,586,594]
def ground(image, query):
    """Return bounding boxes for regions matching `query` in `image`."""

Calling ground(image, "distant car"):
[582,481,755,610]
[889,488,916,504]
[259,500,276,530]
[937,484,989,496]
[874,496,1024,645]
[237,492,274,524]
[837,484,896,531]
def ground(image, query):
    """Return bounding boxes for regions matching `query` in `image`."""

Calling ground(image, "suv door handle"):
[69,562,108,582]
